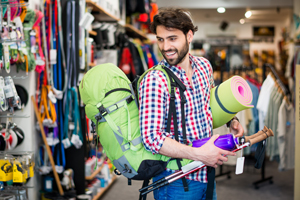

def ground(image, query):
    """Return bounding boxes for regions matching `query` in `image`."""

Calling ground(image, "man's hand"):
[229,119,244,138]
[191,135,236,168]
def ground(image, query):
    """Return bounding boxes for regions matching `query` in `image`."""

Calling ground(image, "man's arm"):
[159,135,236,168]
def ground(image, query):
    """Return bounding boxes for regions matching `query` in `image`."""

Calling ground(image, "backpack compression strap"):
[95,93,142,152]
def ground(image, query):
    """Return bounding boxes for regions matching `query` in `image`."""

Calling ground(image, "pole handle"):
[249,128,274,146]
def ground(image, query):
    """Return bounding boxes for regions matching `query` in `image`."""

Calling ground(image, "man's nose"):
[162,41,171,51]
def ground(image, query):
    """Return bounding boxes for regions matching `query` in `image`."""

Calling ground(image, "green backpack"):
[79,63,192,181]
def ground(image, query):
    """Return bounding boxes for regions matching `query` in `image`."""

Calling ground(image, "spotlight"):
[239,19,245,24]
[245,10,252,18]
[217,7,226,13]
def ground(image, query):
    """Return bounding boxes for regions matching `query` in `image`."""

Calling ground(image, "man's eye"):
[158,38,163,42]
[170,37,176,41]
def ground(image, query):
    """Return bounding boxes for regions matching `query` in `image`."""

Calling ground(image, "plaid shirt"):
[139,54,214,182]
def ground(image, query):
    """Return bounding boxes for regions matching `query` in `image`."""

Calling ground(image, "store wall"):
[191,19,289,71]
[8,69,38,200]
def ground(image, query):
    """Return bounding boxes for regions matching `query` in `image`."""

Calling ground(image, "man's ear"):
[187,30,193,43]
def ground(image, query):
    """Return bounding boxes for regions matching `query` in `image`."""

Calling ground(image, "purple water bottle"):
[192,134,239,151]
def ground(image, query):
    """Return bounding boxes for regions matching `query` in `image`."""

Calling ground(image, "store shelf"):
[89,30,97,36]
[86,0,120,22]
[92,176,117,200]
[125,24,148,40]
[85,165,104,181]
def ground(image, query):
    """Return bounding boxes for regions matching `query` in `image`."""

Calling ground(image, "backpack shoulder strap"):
[136,65,172,98]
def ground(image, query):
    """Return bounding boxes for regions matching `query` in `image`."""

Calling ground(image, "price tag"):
[10,30,16,40]
[235,148,244,175]
[71,134,82,149]
[55,165,64,174]
[46,180,52,189]
[79,12,94,30]
[3,85,13,98]
[46,132,55,146]
[39,166,51,175]
[235,157,245,175]
[52,87,63,100]
[48,90,57,104]
[50,49,57,64]
[62,138,72,149]
[69,122,75,131]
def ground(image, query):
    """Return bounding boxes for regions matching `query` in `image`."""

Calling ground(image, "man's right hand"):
[191,135,236,168]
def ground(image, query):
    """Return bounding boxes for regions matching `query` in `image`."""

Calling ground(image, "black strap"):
[139,179,150,200]
[105,88,131,97]
[165,68,188,192]
[205,167,215,200]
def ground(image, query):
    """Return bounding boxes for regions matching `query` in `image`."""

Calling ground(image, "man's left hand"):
[229,119,244,138]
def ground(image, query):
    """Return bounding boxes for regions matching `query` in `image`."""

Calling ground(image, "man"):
[138,8,244,200]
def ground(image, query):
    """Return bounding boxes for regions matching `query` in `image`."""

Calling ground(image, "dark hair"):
[150,8,198,35]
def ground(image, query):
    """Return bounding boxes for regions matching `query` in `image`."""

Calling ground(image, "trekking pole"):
[140,126,270,193]
[140,127,274,196]
[140,126,270,194]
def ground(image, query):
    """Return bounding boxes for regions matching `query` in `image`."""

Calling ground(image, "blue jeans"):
[153,170,217,200]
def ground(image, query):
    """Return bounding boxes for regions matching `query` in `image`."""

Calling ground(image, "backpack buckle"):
[98,105,108,117]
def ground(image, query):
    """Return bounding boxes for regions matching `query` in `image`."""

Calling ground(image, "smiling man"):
[138,8,243,200]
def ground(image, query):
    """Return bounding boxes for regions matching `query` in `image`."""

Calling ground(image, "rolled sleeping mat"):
[210,75,253,128]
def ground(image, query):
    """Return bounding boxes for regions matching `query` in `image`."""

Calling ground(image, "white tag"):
[10,43,18,49]
[36,59,45,66]
[79,12,94,30]
[31,45,36,54]
[43,118,53,126]
[21,47,28,55]
[13,17,23,29]
[62,138,72,149]
[48,91,57,104]
[69,122,75,130]
[4,85,14,98]
[46,132,55,146]
[53,138,60,146]
[71,134,82,149]
[55,165,64,174]
[50,49,57,64]
[52,87,64,99]
[46,180,52,189]
[47,121,58,128]
[10,31,17,40]
[39,166,51,175]
[235,157,245,175]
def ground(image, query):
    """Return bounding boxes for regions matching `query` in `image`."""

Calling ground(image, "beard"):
[161,39,189,66]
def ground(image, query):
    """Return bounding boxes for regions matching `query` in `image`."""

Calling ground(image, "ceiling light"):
[239,19,245,24]
[245,10,252,18]
[217,7,226,13]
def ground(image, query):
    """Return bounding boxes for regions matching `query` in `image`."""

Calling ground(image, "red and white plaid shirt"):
[139,54,214,182]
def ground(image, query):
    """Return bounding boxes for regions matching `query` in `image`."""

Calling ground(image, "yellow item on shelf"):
[29,162,35,178]
[13,160,25,183]
[0,160,13,182]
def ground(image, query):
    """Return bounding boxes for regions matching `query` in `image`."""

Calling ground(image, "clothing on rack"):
[256,72,294,170]
[277,99,295,171]
[256,74,275,130]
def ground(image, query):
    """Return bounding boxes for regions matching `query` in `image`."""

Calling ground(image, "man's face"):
[156,25,192,66]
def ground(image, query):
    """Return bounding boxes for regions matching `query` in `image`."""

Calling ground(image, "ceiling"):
[156,0,294,23]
